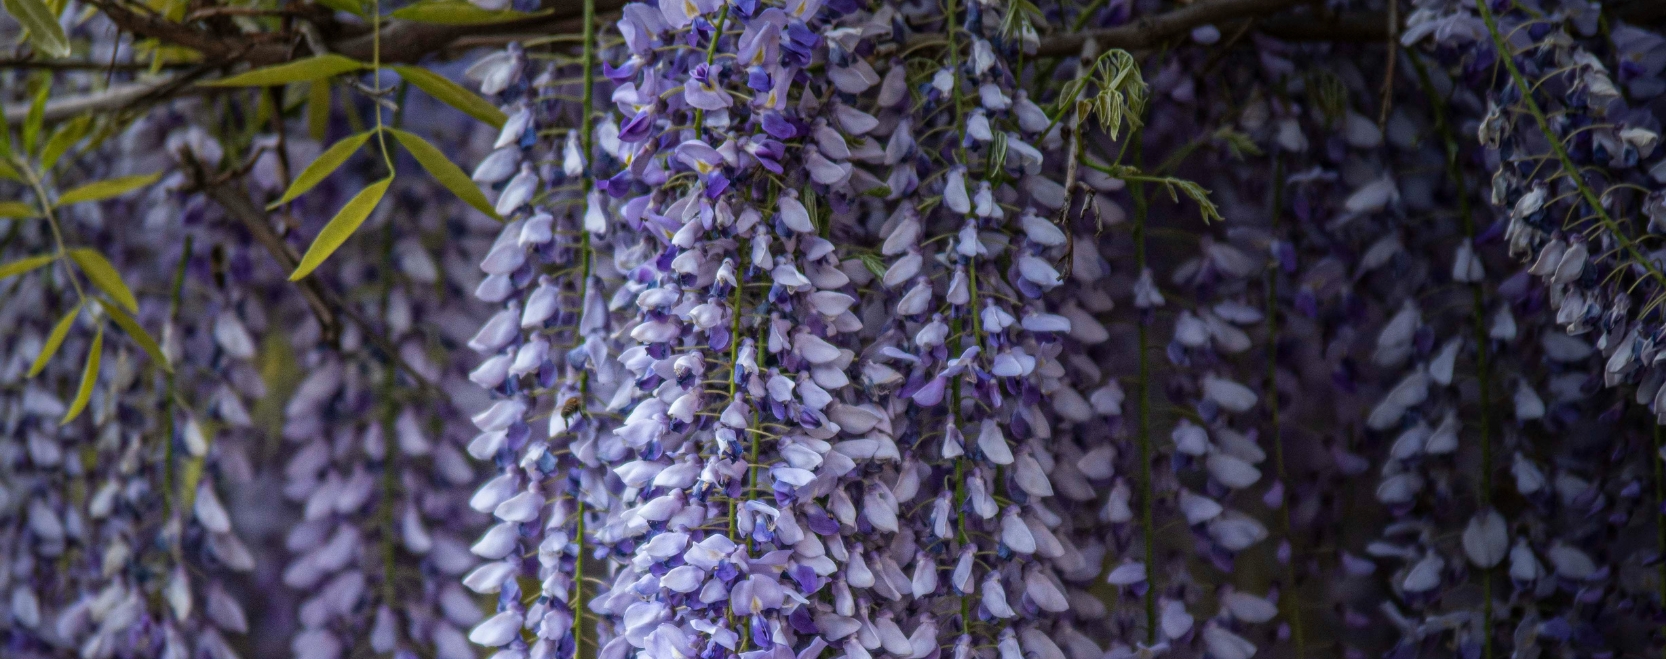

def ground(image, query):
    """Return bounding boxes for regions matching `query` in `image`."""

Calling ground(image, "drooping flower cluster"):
[16,0,1666,658]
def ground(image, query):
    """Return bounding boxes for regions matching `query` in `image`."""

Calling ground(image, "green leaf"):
[29,302,78,377]
[2,0,71,58]
[40,114,91,171]
[0,253,53,278]
[0,201,37,219]
[290,176,392,280]
[312,0,364,16]
[23,81,48,155]
[0,159,19,181]
[0,109,13,158]
[202,54,366,87]
[391,65,506,128]
[388,128,498,219]
[98,298,170,372]
[61,324,101,424]
[67,248,138,313]
[307,80,332,141]
[389,1,544,24]
[55,172,162,206]
[271,130,373,208]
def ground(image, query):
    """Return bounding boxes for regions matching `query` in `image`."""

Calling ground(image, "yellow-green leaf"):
[30,302,79,377]
[55,172,162,206]
[40,114,91,171]
[0,253,53,278]
[202,54,366,87]
[389,1,544,24]
[2,0,71,59]
[388,128,498,219]
[61,325,101,424]
[307,80,332,141]
[179,451,207,510]
[270,130,373,208]
[390,65,506,128]
[98,298,170,373]
[67,248,138,313]
[290,176,392,280]
[0,201,36,219]
[0,110,13,158]
[0,160,19,181]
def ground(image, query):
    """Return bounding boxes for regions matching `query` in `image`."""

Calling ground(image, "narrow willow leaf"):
[388,128,498,218]
[270,130,373,208]
[291,176,392,281]
[23,82,48,155]
[389,1,545,24]
[99,298,170,373]
[0,107,13,158]
[40,114,92,171]
[61,325,102,425]
[307,81,332,141]
[2,0,71,59]
[390,65,506,128]
[30,302,79,377]
[68,248,138,312]
[0,253,53,278]
[202,54,365,87]
[55,172,162,206]
[0,160,18,181]
[0,201,37,219]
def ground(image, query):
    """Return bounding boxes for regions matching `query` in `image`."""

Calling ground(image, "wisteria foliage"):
[7,0,1666,657]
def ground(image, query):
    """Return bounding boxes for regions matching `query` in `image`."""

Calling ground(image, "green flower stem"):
[574,0,597,653]
[1129,132,1157,645]
[691,5,731,134]
[1410,48,1497,659]
[1262,156,1305,658]
[162,235,192,520]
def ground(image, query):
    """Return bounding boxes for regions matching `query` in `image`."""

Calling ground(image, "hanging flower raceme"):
[458,39,631,659]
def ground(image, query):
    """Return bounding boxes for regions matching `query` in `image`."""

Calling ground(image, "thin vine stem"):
[1129,130,1158,645]
[573,0,597,653]
[1414,47,1497,658]
[1263,154,1305,658]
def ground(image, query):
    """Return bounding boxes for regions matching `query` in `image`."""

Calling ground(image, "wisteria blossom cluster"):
[12,0,1666,656]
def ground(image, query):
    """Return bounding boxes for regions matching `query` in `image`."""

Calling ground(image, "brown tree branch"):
[73,0,1666,79]
[93,0,626,67]
[1259,11,1388,42]
[47,0,1666,128]
[3,65,217,124]
[1257,1,1666,44]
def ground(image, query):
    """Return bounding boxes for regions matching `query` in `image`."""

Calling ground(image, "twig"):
[186,159,339,340]
[1377,0,1398,126]
[0,57,171,71]
[183,5,303,21]
[3,75,187,123]
[184,160,438,393]
[1028,0,1304,57]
